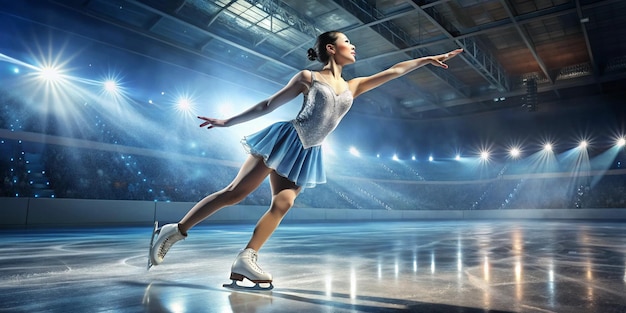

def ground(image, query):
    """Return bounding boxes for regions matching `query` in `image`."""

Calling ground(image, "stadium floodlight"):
[177,98,191,110]
[509,147,521,158]
[174,95,197,118]
[38,66,62,82]
[455,154,461,161]
[392,154,399,161]
[103,80,118,93]
[617,138,625,147]
[544,143,553,152]
[428,156,433,162]
[578,140,588,149]
[480,151,489,160]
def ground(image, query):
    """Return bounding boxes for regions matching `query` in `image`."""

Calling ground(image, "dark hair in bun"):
[307,48,318,61]
[307,31,340,64]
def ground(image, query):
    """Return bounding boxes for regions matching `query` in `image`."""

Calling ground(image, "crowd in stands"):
[2,138,625,210]
[2,89,626,210]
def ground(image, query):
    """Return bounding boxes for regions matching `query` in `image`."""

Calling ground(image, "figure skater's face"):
[327,33,356,65]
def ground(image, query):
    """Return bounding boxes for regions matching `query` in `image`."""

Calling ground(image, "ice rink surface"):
[1,220,625,313]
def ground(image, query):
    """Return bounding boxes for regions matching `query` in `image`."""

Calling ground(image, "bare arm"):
[198,71,310,129]
[348,49,463,98]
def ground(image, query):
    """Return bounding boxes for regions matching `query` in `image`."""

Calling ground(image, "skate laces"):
[158,229,183,258]
[246,250,264,273]
[158,237,173,258]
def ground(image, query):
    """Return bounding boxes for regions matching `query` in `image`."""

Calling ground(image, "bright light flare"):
[617,138,625,147]
[2,46,158,147]
[177,98,192,111]
[349,146,360,157]
[480,151,490,160]
[37,65,63,82]
[103,80,118,93]
[474,142,494,163]
[0,52,41,71]
[578,140,588,149]
[173,95,198,119]
[544,143,553,152]
[166,88,202,122]
[509,147,521,158]
[96,71,126,93]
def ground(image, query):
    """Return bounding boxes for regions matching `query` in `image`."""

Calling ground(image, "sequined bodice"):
[291,72,353,149]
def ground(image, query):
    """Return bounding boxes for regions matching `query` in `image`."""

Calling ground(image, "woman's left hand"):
[430,49,463,69]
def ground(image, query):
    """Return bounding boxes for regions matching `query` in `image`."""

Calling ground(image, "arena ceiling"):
[3,0,626,120]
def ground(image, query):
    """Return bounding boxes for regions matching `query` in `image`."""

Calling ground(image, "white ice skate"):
[223,248,274,290]
[147,222,186,270]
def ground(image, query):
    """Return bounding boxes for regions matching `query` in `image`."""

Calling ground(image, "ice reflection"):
[350,267,357,300]
[483,255,491,310]
[548,259,555,307]
[511,227,523,302]
[394,259,399,278]
[457,234,464,291]
[483,256,490,281]
[579,227,595,302]
[514,258,522,300]
[325,274,332,297]
[457,234,463,274]
[431,251,436,274]
[142,282,234,313]
[170,301,184,313]
[514,261,522,280]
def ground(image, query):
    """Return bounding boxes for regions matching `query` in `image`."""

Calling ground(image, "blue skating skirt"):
[241,121,325,189]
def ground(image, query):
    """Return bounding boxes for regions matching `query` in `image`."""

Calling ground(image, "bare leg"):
[178,156,273,234]
[245,172,301,251]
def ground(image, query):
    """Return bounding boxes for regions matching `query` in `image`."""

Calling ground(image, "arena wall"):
[1,197,625,228]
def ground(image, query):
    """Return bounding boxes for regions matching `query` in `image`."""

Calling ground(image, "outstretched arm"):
[348,49,463,98]
[198,70,309,129]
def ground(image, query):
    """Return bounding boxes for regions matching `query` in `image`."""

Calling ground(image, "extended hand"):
[198,116,227,129]
[431,48,463,69]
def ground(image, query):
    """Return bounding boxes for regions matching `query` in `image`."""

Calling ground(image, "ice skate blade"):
[147,221,159,270]
[223,280,274,291]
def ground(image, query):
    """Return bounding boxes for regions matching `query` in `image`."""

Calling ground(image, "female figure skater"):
[149,30,462,289]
